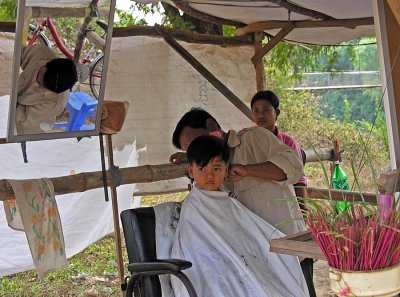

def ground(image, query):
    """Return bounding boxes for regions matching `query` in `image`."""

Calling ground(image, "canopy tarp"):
[141,0,375,45]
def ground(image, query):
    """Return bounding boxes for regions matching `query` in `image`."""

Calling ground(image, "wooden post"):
[105,134,126,296]
[374,0,400,169]
[251,23,295,64]
[254,31,266,91]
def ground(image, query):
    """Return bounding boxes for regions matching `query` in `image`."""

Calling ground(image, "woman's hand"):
[169,152,187,164]
[227,164,248,182]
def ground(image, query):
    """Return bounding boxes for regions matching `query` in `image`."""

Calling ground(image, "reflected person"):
[16,44,77,134]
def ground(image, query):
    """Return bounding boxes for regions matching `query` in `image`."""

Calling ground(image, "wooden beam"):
[0,163,187,201]
[0,21,15,33]
[113,25,254,46]
[251,23,295,64]
[154,24,253,120]
[254,31,266,91]
[387,0,400,27]
[171,0,244,27]
[30,7,110,18]
[236,17,374,36]
[105,134,126,295]
[307,187,377,204]
[0,22,254,46]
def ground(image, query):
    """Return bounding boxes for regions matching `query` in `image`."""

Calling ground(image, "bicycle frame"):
[28,18,91,64]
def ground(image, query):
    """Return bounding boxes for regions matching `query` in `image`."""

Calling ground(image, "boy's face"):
[188,157,228,191]
[251,99,278,132]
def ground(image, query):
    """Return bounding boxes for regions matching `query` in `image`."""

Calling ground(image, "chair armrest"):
[128,259,192,274]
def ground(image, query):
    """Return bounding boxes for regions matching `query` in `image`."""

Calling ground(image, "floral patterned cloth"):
[3,178,67,278]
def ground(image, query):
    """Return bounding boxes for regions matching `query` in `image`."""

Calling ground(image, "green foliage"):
[115,8,145,27]
[222,25,236,37]
[320,89,383,124]
[0,0,16,21]
[276,89,389,191]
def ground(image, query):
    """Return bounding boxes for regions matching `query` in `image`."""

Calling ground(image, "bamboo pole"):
[105,134,125,296]
[0,163,187,201]
[0,147,335,200]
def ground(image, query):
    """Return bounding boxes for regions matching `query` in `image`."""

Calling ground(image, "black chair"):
[120,207,197,297]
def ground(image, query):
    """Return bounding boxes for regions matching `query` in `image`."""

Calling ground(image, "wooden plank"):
[270,230,326,260]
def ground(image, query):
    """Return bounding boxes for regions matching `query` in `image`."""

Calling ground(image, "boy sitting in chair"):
[169,135,309,297]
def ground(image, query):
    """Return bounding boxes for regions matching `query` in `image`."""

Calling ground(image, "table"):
[270,230,326,260]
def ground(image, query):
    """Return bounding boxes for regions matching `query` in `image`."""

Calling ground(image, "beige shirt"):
[16,45,69,135]
[227,126,307,236]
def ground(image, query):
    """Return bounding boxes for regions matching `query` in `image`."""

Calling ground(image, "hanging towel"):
[3,178,67,278]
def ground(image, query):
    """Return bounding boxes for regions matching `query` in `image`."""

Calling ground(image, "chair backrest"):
[120,207,162,297]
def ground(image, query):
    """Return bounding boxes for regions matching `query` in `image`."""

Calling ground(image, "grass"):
[0,193,186,297]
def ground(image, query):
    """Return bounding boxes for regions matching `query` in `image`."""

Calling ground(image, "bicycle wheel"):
[28,24,51,47]
[89,53,103,100]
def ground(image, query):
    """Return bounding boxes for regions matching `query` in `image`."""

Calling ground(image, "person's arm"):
[169,152,187,164]
[227,127,303,185]
[227,162,286,182]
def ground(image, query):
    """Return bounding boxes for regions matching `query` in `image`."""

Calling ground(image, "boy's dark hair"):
[187,135,229,167]
[250,90,280,109]
[43,58,78,93]
[172,107,220,150]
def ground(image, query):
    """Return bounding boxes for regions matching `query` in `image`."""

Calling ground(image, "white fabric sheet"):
[167,185,309,297]
[105,36,254,193]
[0,95,139,277]
[0,35,255,276]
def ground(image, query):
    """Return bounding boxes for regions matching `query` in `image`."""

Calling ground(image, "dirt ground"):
[314,260,334,297]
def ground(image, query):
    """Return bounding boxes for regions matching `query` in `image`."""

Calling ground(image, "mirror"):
[7,0,116,142]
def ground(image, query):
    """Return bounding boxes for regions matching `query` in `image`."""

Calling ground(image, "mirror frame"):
[6,0,116,142]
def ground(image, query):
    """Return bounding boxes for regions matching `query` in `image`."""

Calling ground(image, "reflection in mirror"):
[7,0,116,142]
